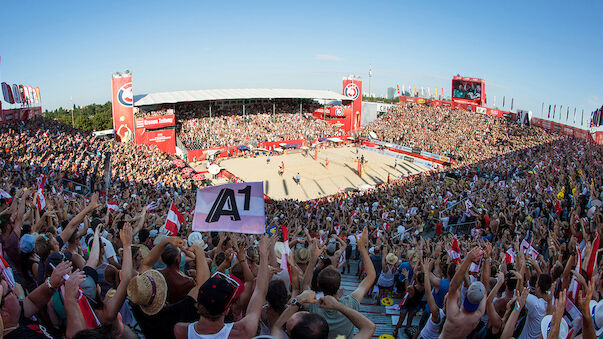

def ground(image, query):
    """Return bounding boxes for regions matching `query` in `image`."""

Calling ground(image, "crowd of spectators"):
[178,113,343,150]
[360,104,555,165]
[134,99,343,151]
[0,109,601,339]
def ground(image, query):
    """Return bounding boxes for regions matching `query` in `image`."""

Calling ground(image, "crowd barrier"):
[186,135,351,162]
[360,139,453,167]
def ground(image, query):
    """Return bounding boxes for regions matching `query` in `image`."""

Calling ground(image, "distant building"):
[387,87,395,100]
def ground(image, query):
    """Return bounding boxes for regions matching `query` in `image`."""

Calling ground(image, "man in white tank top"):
[174,236,271,339]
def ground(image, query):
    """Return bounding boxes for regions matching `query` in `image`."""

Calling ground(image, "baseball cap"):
[463,281,485,312]
[20,234,35,253]
[197,276,236,315]
[326,243,336,256]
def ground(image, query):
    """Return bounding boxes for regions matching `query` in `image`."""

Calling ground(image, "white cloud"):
[314,54,343,62]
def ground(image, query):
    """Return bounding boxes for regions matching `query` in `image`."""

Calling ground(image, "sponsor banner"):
[12,84,21,103]
[366,139,448,166]
[312,107,352,132]
[342,78,362,130]
[362,146,433,168]
[135,114,175,130]
[192,182,265,234]
[1,82,14,104]
[0,107,41,124]
[111,74,135,143]
[138,129,176,154]
[420,150,441,160]
[476,106,487,114]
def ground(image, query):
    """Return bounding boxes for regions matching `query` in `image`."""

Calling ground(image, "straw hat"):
[246,247,259,264]
[133,244,151,259]
[127,270,167,315]
[386,253,398,265]
[294,247,310,264]
[274,242,285,264]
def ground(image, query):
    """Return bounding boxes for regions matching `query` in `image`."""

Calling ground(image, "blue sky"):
[1,0,602,126]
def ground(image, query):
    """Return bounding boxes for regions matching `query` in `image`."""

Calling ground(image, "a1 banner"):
[192,182,265,234]
[111,73,135,143]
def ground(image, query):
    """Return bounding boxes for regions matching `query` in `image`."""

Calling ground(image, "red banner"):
[342,77,362,130]
[111,74,135,143]
[312,107,353,132]
[135,114,175,130]
[138,129,176,154]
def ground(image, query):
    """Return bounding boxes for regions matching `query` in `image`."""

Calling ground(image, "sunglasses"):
[211,271,240,310]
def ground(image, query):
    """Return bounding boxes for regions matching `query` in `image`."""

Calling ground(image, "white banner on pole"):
[192,182,265,234]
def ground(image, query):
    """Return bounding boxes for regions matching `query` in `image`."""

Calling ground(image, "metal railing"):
[447,220,477,235]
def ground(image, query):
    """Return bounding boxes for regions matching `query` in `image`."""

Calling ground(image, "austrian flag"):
[448,237,462,264]
[164,203,184,236]
[505,248,515,263]
[107,201,118,213]
[36,174,47,212]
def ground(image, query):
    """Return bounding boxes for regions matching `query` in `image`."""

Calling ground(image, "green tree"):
[44,101,114,131]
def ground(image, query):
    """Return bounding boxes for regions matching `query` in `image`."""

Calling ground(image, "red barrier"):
[187,135,352,161]
[398,96,515,120]
[531,117,599,143]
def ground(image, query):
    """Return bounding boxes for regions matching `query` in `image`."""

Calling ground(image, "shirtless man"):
[439,247,486,339]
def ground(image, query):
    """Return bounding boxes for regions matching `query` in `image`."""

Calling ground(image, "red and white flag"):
[36,189,46,212]
[567,245,582,303]
[586,234,599,280]
[334,223,341,235]
[0,189,12,205]
[37,174,47,190]
[164,203,184,236]
[0,255,16,288]
[505,248,515,263]
[281,225,293,283]
[448,237,461,264]
[107,201,118,213]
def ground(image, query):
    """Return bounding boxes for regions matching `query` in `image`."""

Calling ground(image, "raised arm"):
[23,260,72,318]
[422,258,440,321]
[132,208,147,236]
[63,270,87,339]
[237,235,272,336]
[302,238,323,290]
[500,289,528,339]
[350,227,376,303]
[140,237,185,273]
[486,271,505,332]
[187,242,211,299]
[102,223,134,325]
[85,224,102,268]
[59,193,101,244]
[319,295,376,339]
[449,247,479,295]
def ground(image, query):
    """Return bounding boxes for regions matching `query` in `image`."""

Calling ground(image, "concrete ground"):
[215,145,428,201]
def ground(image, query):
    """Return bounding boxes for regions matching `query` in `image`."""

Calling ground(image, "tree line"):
[43,101,113,131]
